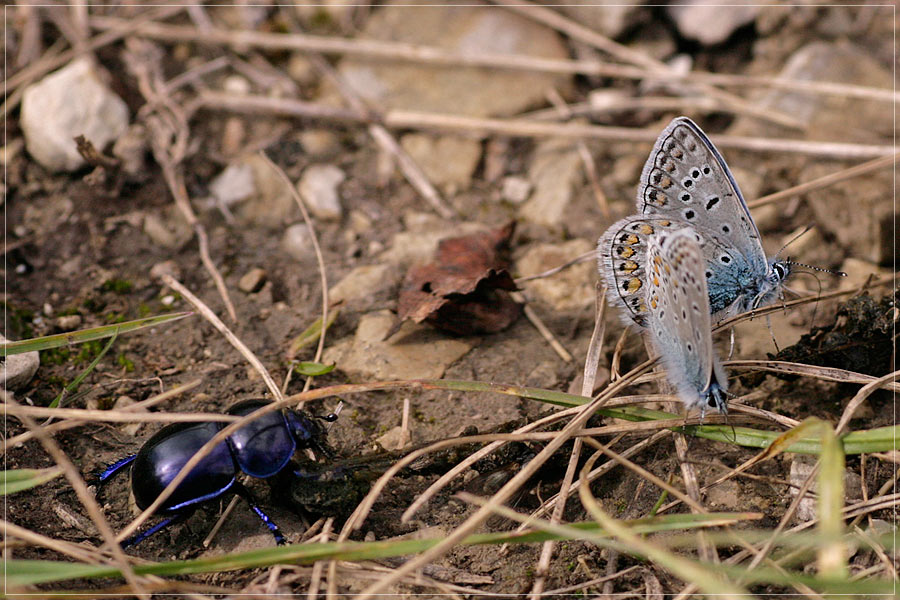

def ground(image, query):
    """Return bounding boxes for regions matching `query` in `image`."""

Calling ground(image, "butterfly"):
[598,116,791,327]
[645,228,728,416]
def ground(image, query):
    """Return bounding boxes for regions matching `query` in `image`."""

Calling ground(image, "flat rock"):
[21,59,129,171]
[519,138,583,227]
[298,164,345,221]
[143,206,193,250]
[323,310,476,380]
[731,42,892,139]
[329,0,571,118]
[328,263,400,311]
[1,333,39,391]
[209,161,257,208]
[399,133,482,194]
[500,176,532,204]
[516,239,595,311]
[667,3,759,45]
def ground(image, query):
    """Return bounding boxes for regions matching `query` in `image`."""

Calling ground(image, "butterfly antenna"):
[784,259,847,277]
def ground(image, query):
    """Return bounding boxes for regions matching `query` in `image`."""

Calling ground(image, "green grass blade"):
[422,380,900,455]
[0,312,192,356]
[48,333,117,409]
[2,511,758,585]
[817,420,848,577]
[287,308,340,358]
[293,361,336,376]
[1,468,63,495]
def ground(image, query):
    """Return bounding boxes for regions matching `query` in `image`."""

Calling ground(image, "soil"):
[4,4,896,597]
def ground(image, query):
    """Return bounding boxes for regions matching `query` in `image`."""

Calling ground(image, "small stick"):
[511,291,573,363]
[194,93,895,159]
[87,16,894,102]
[748,152,900,209]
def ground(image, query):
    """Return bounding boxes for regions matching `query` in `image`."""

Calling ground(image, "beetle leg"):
[123,510,193,548]
[96,454,138,485]
[233,481,286,545]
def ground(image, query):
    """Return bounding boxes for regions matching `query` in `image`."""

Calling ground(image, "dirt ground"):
[4,3,896,597]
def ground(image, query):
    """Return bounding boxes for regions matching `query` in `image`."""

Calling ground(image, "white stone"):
[209,162,257,207]
[501,176,532,204]
[329,264,399,310]
[21,59,129,171]
[1,333,39,391]
[298,164,345,221]
[667,3,759,45]
[399,133,482,192]
[520,138,583,227]
[282,223,313,261]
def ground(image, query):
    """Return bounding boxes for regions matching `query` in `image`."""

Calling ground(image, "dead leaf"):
[398,222,521,335]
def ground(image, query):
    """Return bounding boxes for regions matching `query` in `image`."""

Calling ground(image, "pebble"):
[298,129,341,158]
[114,395,147,437]
[233,155,296,228]
[667,3,759,45]
[0,333,39,391]
[55,315,82,331]
[399,133,482,193]
[209,161,257,208]
[281,223,314,261]
[21,59,129,171]
[298,164,345,221]
[239,268,267,293]
[500,176,532,204]
[142,207,192,250]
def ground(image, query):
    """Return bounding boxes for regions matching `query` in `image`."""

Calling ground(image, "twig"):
[748,152,900,209]
[2,395,149,597]
[304,53,455,219]
[511,291,573,363]
[259,153,330,394]
[490,0,803,130]
[86,15,895,102]
[194,93,894,159]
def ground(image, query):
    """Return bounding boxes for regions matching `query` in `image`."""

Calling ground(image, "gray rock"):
[0,333,39,391]
[239,268,267,293]
[520,138,583,227]
[667,3,759,45]
[209,161,257,208]
[399,133,482,194]
[328,264,400,311]
[322,310,475,380]
[731,42,892,139]
[500,176,532,204]
[516,239,596,311]
[282,223,313,261]
[298,164,345,221]
[233,155,297,228]
[329,0,571,118]
[143,206,193,250]
[21,59,129,172]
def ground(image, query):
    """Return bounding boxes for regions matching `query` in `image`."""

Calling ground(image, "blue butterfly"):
[598,116,791,327]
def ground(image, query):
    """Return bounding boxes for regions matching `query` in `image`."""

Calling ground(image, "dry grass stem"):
[748,152,900,209]
[3,395,148,597]
[193,93,894,159]
[86,15,893,103]
[1,379,202,453]
[512,291,574,363]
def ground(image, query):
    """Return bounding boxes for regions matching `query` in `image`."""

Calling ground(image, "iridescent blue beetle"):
[97,399,335,547]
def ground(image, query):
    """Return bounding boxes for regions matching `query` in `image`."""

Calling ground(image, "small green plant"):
[100,278,133,294]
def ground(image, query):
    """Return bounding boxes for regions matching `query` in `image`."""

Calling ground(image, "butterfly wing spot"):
[719,255,732,264]
[680,193,692,203]
[684,209,696,221]
[705,197,720,210]
[721,224,731,234]
[702,166,711,175]
[620,260,638,273]
[659,175,673,189]
[682,178,694,188]
[623,277,642,293]
[691,169,700,178]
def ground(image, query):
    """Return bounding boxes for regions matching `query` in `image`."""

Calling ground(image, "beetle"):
[96,399,336,547]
